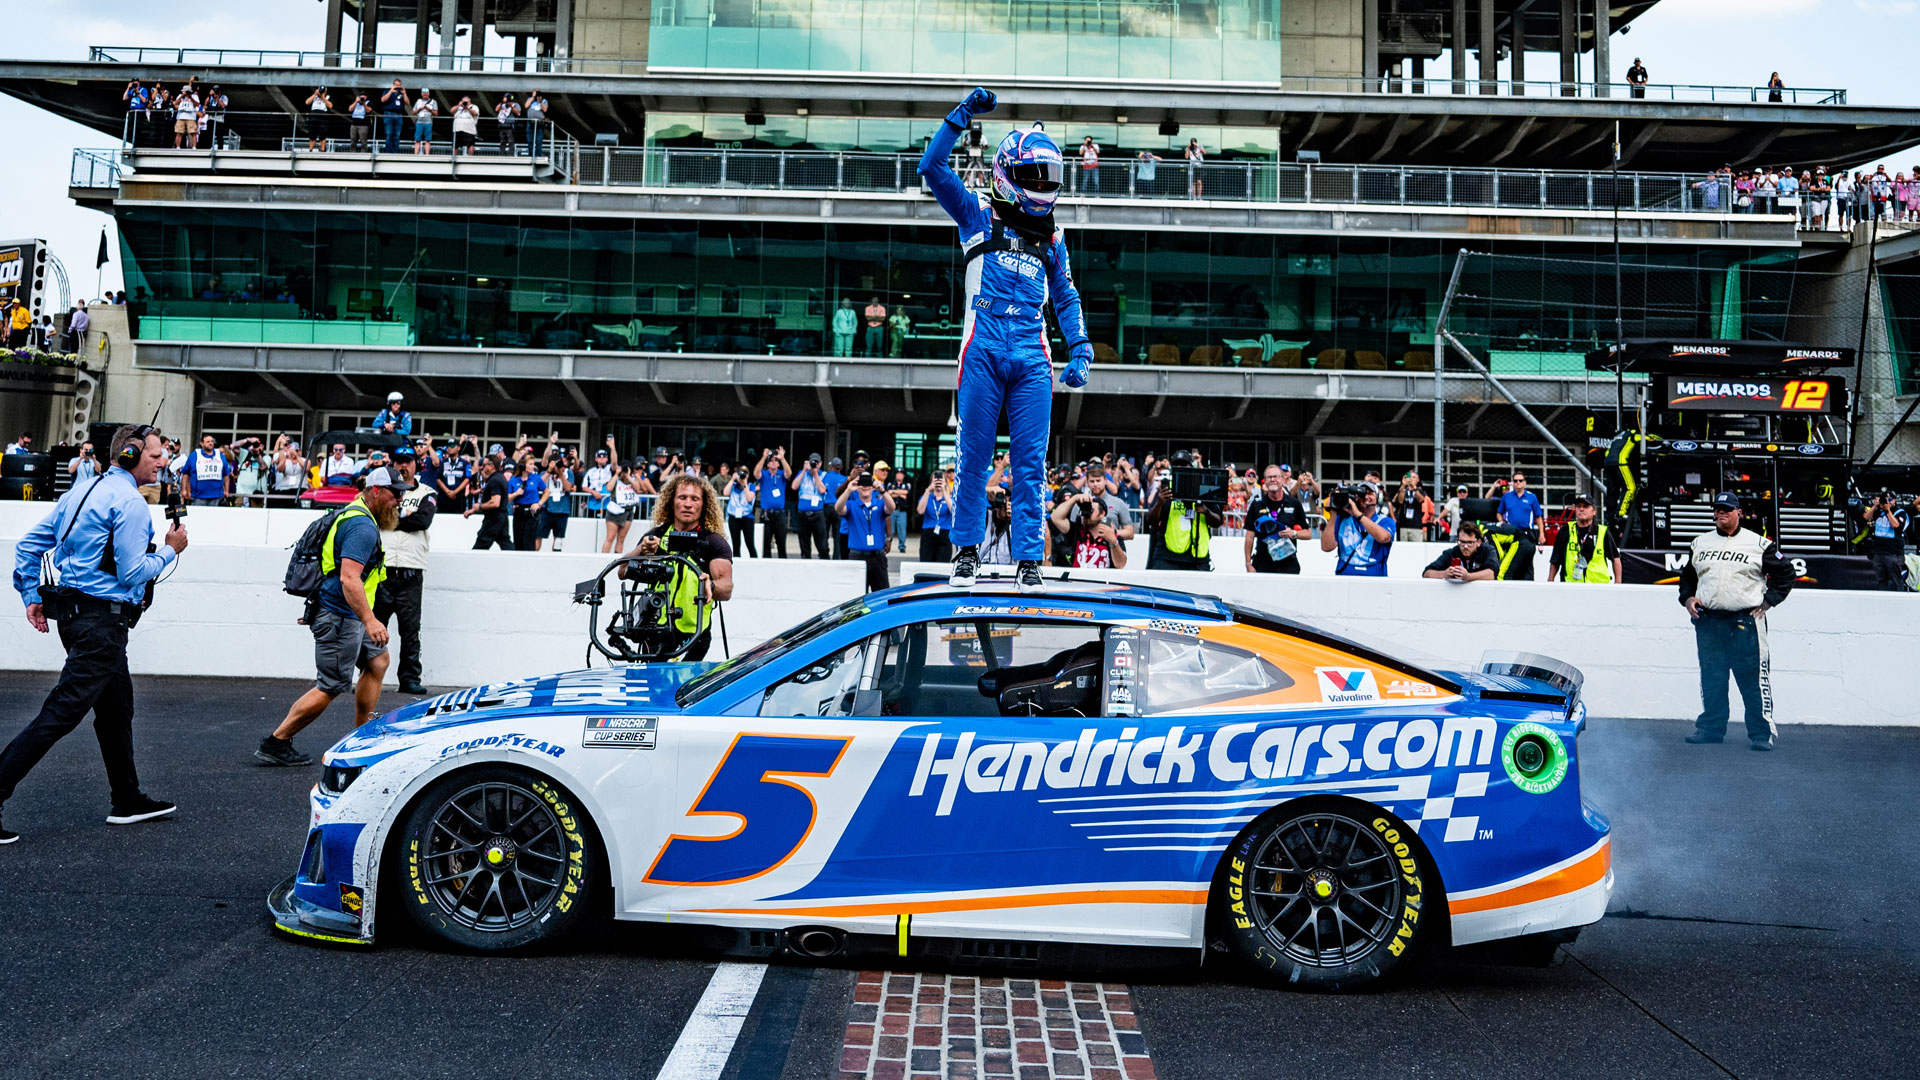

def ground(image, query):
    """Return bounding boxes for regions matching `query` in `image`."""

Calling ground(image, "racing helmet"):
[991,128,1064,218]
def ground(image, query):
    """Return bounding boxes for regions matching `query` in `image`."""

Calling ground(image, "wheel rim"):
[1245,812,1404,968]
[421,781,569,933]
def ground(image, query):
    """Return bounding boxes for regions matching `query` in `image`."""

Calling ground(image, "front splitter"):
[267,875,372,947]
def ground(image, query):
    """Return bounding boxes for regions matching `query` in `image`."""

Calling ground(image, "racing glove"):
[946,86,997,131]
[1060,343,1093,389]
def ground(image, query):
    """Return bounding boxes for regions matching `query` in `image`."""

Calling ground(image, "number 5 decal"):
[644,733,852,886]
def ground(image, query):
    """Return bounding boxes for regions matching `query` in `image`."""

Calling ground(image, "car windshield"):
[675,596,872,708]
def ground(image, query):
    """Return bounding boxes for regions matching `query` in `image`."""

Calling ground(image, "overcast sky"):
[4,0,1916,303]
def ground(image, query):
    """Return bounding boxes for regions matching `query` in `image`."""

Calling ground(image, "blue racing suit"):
[918,116,1090,562]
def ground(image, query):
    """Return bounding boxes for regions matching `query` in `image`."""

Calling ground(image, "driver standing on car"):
[619,473,734,661]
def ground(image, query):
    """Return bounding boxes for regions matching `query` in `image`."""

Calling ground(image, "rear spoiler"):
[1478,651,1585,722]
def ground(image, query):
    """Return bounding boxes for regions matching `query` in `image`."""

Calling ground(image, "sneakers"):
[1017,560,1044,593]
[255,736,314,767]
[1750,735,1776,752]
[949,546,980,588]
[106,794,176,826]
[400,683,430,696]
[1683,731,1724,744]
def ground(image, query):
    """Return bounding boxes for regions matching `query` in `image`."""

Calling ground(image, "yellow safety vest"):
[664,559,702,635]
[320,498,387,608]
[1559,520,1613,583]
[1162,500,1210,558]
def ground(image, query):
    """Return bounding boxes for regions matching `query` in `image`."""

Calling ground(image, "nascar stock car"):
[269,579,1612,989]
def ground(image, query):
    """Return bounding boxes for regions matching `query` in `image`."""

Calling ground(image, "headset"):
[116,424,159,470]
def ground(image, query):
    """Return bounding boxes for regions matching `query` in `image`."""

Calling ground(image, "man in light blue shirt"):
[754,446,790,559]
[3,425,188,842]
[1319,480,1394,576]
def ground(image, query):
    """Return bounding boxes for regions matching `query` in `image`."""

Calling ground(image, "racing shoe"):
[1683,730,1724,744]
[106,794,176,826]
[1750,735,1776,752]
[949,546,980,588]
[255,736,314,767]
[1017,560,1045,593]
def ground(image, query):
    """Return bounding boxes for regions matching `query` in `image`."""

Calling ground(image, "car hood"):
[334,663,714,754]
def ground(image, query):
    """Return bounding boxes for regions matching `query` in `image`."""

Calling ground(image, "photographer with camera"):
[1421,522,1497,582]
[838,472,895,592]
[1244,464,1312,574]
[753,446,791,558]
[1143,454,1224,572]
[1391,471,1434,542]
[725,468,758,558]
[463,455,513,550]
[67,442,99,483]
[619,475,734,660]
[919,470,957,563]
[1865,491,1912,591]
[1319,480,1394,576]
[1051,489,1128,568]
[4,425,188,841]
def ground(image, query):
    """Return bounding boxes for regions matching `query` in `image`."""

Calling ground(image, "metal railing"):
[90,45,651,76]
[71,148,121,188]
[598,147,1777,217]
[86,133,1795,218]
[86,45,1848,104]
[110,109,574,178]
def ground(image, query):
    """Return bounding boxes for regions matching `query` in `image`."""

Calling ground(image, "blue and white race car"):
[270,580,1611,989]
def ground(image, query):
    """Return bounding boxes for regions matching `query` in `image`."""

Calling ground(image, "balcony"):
[79,133,1779,220]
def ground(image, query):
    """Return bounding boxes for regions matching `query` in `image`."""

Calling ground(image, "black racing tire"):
[396,765,597,952]
[1214,801,1435,991]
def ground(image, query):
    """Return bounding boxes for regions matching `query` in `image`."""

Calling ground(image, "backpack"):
[284,506,349,598]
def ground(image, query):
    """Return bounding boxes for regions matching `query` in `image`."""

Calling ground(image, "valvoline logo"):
[1316,667,1381,704]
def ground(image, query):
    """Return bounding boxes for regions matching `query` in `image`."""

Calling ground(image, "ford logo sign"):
[1670,440,1699,452]
[1795,443,1825,455]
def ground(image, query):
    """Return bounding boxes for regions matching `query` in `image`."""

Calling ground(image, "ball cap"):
[1569,492,1595,506]
[389,445,416,461]
[1713,491,1744,511]
[362,465,415,491]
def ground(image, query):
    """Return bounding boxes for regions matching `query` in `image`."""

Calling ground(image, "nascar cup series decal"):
[582,716,658,749]
[908,716,1500,816]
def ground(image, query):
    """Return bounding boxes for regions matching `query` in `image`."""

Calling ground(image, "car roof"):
[891,574,1232,620]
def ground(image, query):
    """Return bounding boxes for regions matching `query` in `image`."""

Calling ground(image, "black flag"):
[95,229,110,269]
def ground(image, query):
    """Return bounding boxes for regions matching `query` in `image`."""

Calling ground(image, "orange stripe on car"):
[690,887,1209,919]
[1448,843,1611,916]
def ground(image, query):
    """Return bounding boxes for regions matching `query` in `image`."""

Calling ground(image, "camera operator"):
[1244,464,1312,574]
[463,456,513,550]
[375,446,435,695]
[1143,454,1223,571]
[792,453,834,559]
[838,471,895,592]
[258,467,410,766]
[1864,491,1911,592]
[3,425,187,840]
[1421,522,1497,582]
[1051,489,1128,568]
[1547,493,1622,584]
[1073,462,1135,541]
[619,474,734,660]
[1319,480,1393,576]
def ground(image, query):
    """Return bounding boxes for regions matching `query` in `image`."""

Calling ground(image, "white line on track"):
[654,962,768,1080]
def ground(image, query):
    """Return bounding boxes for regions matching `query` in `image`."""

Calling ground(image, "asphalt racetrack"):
[0,671,1915,1079]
